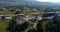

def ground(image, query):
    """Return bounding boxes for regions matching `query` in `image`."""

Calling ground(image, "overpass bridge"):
[0,12,60,24]
[0,12,60,20]
[0,13,59,20]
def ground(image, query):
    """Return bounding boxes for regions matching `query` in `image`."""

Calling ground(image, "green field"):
[0,20,9,32]
[0,10,15,15]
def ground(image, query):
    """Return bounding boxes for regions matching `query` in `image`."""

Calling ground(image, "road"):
[0,12,60,20]
[0,15,54,20]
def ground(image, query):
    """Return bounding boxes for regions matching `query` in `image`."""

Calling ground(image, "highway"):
[0,12,60,20]
[0,14,54,20]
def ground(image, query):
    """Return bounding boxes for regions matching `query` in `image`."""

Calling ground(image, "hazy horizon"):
[36,0,60,3]
[0,0,60,3]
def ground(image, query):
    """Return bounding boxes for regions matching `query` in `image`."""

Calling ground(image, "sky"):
[37,0,60,2]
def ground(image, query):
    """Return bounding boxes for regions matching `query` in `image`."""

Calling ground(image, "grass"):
[24,23,34,32]
[24,23,37,32]
[0,20,9,32]
[0,10,14,32]
[0,10,15,15]
[41,20,52,32]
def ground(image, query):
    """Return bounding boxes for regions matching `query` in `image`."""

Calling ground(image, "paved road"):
[0,12,60,20]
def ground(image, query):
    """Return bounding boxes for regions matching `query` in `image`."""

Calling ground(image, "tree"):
[21,8,31,14]
[17,22,28,32]
[7,16,17,32]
